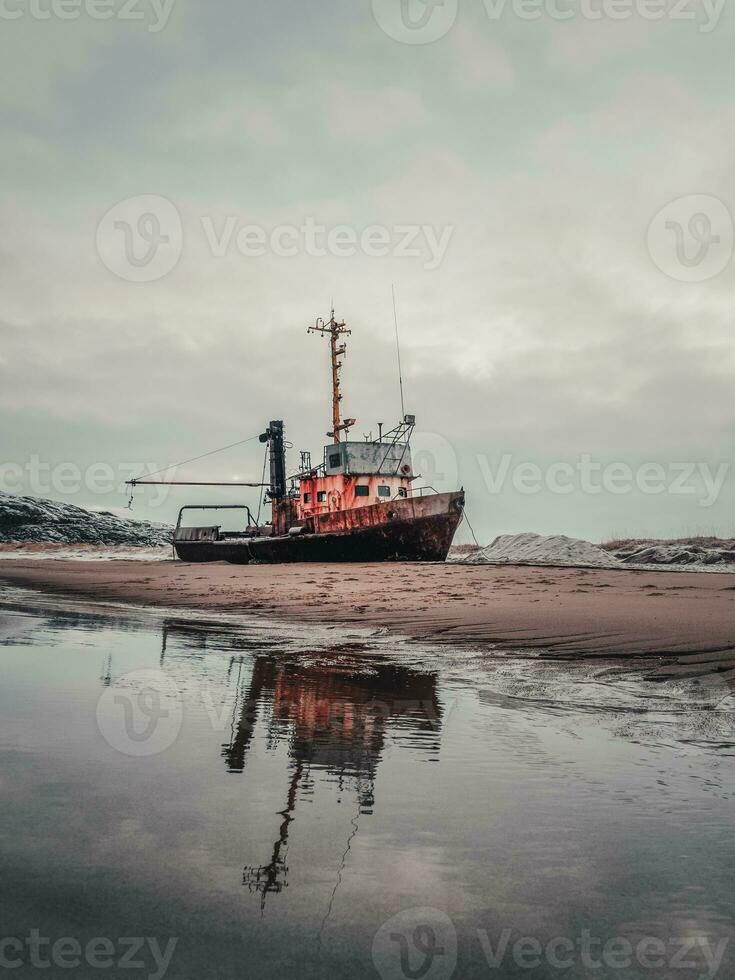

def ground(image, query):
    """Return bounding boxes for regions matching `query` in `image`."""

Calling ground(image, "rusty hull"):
[173,490,465,564]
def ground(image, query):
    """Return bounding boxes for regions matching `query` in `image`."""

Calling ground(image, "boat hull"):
[173,490,464,564]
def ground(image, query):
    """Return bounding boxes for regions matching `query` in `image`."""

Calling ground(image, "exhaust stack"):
[260,421,286,501]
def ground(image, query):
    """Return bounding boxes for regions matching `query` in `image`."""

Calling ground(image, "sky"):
[1,0,735,544]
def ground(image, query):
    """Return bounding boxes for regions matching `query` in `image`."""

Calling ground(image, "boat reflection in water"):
[160,621,443,910]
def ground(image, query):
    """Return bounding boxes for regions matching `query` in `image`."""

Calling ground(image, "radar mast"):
[308,310,356,443]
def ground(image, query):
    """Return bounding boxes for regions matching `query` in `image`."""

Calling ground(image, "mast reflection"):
[160,620,443,909]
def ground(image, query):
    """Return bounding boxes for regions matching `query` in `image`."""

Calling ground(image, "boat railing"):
[412,486,440,497]
[174,503,258,531]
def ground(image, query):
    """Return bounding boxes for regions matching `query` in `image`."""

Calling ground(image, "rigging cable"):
[391,283,406,420]
[130,433,262,483]
[317,795,361,945]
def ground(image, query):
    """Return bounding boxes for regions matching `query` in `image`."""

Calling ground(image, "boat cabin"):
[296,438,414,520]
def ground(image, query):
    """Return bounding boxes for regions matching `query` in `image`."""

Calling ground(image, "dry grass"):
[449,543,481,555]
[601,536,735,552]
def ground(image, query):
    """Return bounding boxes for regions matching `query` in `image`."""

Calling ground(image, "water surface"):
[1,585,734,980]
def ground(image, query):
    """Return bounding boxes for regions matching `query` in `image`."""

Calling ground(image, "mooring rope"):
[462,508,481,549]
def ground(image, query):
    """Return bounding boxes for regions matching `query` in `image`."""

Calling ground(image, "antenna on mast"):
[308,310,356,443]
[391,284,406,420]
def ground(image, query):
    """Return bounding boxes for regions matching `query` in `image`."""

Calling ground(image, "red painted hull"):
[173,491,464,564]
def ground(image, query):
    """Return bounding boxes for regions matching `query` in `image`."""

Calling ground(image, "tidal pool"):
[0,585,734,980]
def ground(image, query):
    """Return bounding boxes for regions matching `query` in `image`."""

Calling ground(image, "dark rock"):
[614,542,735,568]
[0,492,172,546]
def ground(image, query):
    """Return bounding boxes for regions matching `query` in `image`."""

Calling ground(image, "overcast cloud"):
[1,0,734,543]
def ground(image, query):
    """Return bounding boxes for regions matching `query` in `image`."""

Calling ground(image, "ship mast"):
[308,310,356,443]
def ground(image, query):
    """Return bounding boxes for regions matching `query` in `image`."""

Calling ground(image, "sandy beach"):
[2,558,734,679]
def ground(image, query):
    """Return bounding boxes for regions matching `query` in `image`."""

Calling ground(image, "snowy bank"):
[450,532,621,569]
[0,492,172,547]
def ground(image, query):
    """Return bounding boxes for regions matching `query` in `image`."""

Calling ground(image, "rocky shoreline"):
[0,492,172,547]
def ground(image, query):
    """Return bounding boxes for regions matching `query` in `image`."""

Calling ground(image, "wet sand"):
[1,558,735,678]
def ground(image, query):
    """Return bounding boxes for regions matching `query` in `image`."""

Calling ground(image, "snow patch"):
[452,532,622,569]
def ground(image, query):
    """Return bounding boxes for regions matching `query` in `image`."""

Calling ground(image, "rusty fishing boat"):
[130,312,464,563]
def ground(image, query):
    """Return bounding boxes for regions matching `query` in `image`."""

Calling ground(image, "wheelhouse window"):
[303,493,311,503]
[329,453,341,468]
[378,485,390,497]
[355,485,369,497]
[317,491,327,502]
